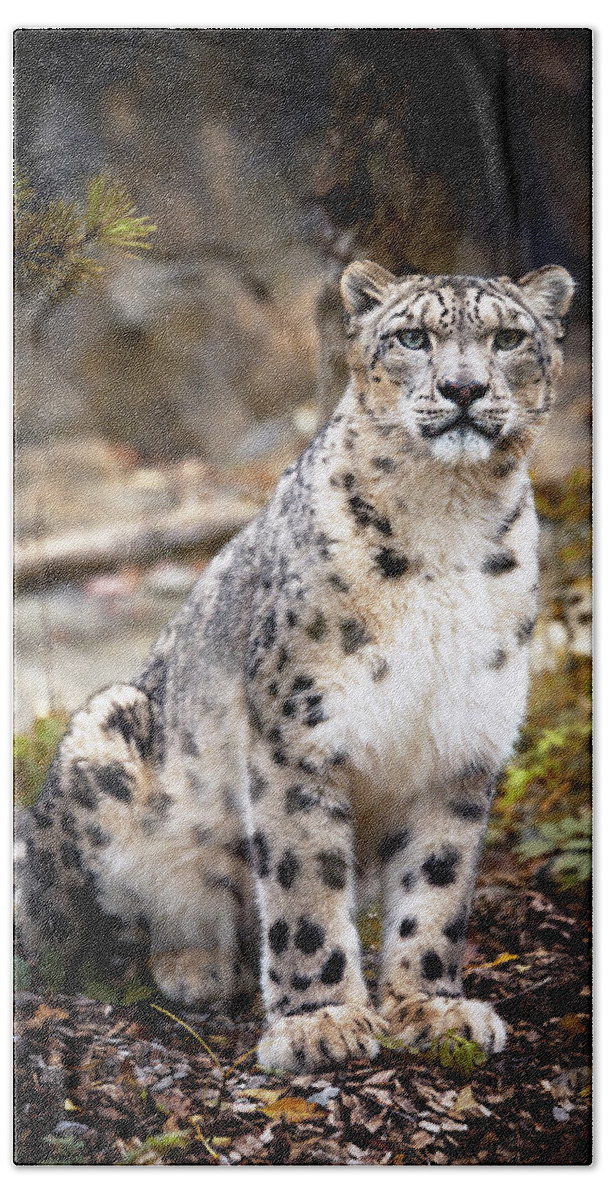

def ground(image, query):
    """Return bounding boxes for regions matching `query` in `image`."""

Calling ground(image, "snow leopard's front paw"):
[381,991,507,1055]
[257,1003,386,1072]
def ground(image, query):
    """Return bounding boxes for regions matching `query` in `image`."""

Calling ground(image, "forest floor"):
[14,874,591,1167]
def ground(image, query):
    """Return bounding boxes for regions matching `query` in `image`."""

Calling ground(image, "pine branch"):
[14,171,156,309]
[84,174,156,251]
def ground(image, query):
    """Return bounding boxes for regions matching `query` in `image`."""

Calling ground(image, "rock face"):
[15,254,320,462]
[14,30,591,466]
[14,30,591,464]
[14,30,331,460]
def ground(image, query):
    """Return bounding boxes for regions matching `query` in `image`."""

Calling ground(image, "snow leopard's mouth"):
[419,411,503,442]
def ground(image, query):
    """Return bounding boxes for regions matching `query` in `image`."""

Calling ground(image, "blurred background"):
[14,30,591,895]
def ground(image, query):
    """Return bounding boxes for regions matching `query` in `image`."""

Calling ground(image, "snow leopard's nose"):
[437,380,489,406]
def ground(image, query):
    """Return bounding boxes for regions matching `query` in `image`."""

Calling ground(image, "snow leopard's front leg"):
[379,766,507,1054]
[248,745,383,1071]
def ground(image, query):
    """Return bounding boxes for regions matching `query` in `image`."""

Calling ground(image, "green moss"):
[378,1030,487,1078]
[120,1130,191,1164]
[13,712,68,808]
[489,657,591,891]
[358,904,382,951]
[41,1135,88,1165]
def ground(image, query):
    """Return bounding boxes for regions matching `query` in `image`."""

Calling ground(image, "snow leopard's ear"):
[517,265,575,336]
[340,260,397,317]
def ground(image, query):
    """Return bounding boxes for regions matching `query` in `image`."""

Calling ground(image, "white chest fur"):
[313,463,538,811]
[340,568,531,803]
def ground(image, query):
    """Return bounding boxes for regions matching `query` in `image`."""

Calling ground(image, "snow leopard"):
[18,259,574,1071]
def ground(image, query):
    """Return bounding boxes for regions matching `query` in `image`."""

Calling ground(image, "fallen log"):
[14,497,261,591]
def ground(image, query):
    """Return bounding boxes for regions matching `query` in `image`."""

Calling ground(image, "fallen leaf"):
[365,1069,395,1086]
[362,1086,394,1106]
[447,1085,488,1119]
[26,1004,69,1029]
[262,1096,324,1123]
[362,1113,385,1135]
[241,1087,286,1105]
[464,952,519,973]
[346,1143,367,1159]
[559,1013,586,1035]
[410,1130,433,1149]
[308,1085,339,1107]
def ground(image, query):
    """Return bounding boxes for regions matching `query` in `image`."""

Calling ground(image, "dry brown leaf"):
[448,1085,487,1119]
[26,1003,69,1028]
[559,1013,586,1035]
[232,1132,264,1157]
[241,1087,286,1105]
[363,1113,385,1134]
[362,1087,394,1106]
[262,1096,324,1123]
[410,1130,433,1149]
[365,1070,395,1086]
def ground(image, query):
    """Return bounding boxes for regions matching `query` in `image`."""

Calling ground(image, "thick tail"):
[15,684,160,986]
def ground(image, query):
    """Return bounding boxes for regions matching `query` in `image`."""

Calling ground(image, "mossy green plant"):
[120,1130,191,1165]
[378,1030,487,1078]
[41,1134,88,1165]
[13,712,68,808]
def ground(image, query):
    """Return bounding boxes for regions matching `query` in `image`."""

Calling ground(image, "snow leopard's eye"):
[395,328,431,350]
[494,329,525,351]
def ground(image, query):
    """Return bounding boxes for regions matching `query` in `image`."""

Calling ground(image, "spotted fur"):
[17,260,574,1070]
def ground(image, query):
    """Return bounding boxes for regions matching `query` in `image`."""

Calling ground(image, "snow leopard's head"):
[341,260,574,466]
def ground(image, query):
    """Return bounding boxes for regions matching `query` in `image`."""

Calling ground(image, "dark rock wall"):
[14,29,591,457]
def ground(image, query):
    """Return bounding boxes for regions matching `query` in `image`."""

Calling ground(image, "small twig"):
[224,1047,257,1078]
[190,1117,219,1159]
[149,1003,222,1068]
[494,976,552,1008]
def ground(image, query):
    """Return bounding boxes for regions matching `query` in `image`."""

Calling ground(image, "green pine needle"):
[14,170,156,306]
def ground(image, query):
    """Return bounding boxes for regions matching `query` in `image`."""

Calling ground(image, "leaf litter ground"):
[14,883,591,1166]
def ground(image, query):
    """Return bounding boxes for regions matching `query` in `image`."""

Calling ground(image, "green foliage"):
[41,1134,87,1165]
[13,712,68,808]
[21,943,156,1003]
[122,976,158,1005]
[378,1030,487,1078]
[120,1130,191,1164]
[516,814,591,892]
[76,963,123,1006]
[377,1033,409,1052]
[488,655,591,892]
[497,719,591,817]
[13,955,32,991]
[432,1031,487,1077]
[77,960,156,1006]
[14,170,156,306]
[533,468,591,577]
[534,467,591,529]
[37,947,68,993]
[84,174,156,250]
[358,903,382,951]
